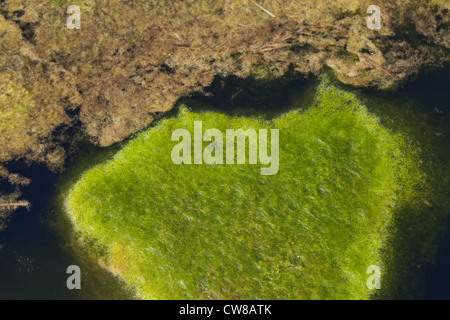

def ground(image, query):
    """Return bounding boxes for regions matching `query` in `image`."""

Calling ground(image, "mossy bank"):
[65,78,425,299]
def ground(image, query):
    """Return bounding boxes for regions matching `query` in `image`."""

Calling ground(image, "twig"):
[357,52,393,77]
[304,208,320,221]
[249,43,293,52]
[0,202,29,207]
[250,0,276,18]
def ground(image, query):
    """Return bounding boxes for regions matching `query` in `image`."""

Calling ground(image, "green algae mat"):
[65,79,423,299]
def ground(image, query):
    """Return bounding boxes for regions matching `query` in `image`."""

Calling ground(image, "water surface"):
[0,69,448,299]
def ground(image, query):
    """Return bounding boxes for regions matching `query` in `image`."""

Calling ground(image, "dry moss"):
[3,0,448,146]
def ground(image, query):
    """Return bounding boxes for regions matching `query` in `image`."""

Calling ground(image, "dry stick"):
[252,43,294,52]
[250,0,276,18]
[357,52,394,77]
[0,202,29,207]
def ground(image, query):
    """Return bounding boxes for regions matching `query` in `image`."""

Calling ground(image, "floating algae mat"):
[65,78,423,299]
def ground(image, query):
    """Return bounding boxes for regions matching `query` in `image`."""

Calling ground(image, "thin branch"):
[251,0,276,18]
[357,52,394,77]
[0,202,30,207]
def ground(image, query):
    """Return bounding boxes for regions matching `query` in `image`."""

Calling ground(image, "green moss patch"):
[65,78,421,299]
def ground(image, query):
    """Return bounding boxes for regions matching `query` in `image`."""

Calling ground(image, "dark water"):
[359,68,450,299]
[396,68,450,300]
[0,144,130,299]
[0,68,448,299]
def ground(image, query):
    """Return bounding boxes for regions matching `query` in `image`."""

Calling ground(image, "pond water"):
[0,69,448,299]
[0,142,130,299]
